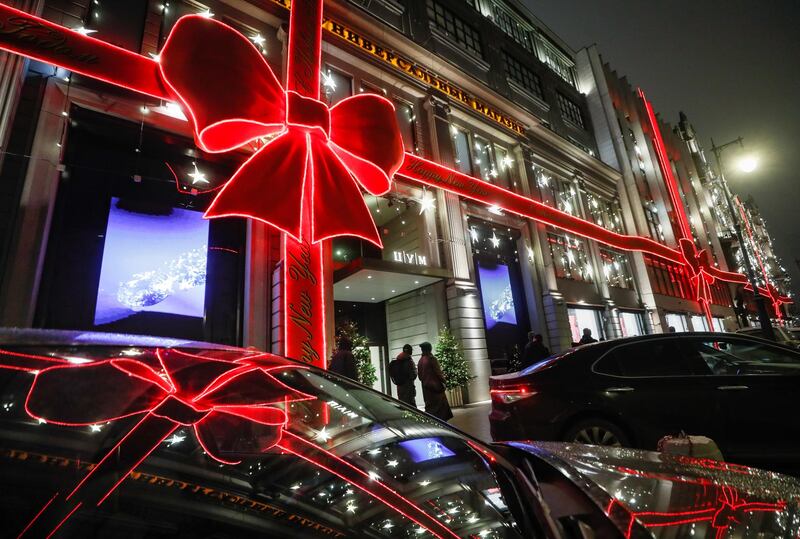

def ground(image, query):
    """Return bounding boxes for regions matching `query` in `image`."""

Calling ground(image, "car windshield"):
[0,345,525,538]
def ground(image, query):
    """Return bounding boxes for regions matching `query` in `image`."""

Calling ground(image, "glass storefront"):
[568,306,604,344]
[34,107,246,344]
[665,312,689,332]
[470,219,529,363]
[618,310,645,337]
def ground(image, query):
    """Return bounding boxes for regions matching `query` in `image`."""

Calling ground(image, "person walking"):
[417,341,453,421]
[329,337,358,381]
[389,344,417,407]
[520,332,549,370]
[578,328,598,345]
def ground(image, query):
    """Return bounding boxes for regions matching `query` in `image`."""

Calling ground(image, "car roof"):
[0,327,244,350]
[568,330,780,355]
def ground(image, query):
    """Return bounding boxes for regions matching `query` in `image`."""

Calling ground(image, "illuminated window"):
[599,248,633,290]
[534,34,576,87]
[557,93,585,129]
[548,232,593,282]
[450,126,519,191]
[643,199,665,242]
[394,100,418,154]
[426,0,483,57]
[489,1,535,53]
[322,66,353,105]
[503,52,543,99]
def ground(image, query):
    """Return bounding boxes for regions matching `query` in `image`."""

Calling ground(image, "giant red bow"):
[25,349,313,464]
[158,15,404,246]
[679,238,715,306]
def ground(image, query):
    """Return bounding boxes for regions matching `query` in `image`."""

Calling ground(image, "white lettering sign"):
[393,250,428,266]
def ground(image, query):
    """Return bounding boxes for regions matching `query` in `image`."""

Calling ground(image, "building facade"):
[576,46,738,335]
[0,0,766,407]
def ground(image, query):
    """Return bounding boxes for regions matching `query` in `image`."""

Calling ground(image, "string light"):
[321,70,336,92]
[188,162,209,185]
[417,189,436,214]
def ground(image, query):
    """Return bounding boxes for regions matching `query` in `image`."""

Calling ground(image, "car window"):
[689,338,800,376]
[596,339,711,377]
[0,346,526,538]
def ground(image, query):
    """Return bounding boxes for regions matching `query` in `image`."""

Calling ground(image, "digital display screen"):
[398,438,456,463]
[477,263,517,330]
[94,198,209,325]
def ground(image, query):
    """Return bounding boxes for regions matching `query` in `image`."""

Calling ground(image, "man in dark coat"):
[417,341,453,421]
[329,337,358,381]
[520,332,549,370]
[578,328,598,345]
[389,344,417,407]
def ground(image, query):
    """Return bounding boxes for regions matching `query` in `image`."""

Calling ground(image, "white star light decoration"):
[490,233,500,248]
[316,426,331,442]
[165,433,186,446]
[417,190,436,214]
[73,26,97,36]
[321,71,337,92]
[188,162,209,186]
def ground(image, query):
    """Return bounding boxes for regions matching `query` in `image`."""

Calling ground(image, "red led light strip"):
[607,485,786,539]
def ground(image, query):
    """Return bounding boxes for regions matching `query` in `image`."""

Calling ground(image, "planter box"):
[446,387,465,408]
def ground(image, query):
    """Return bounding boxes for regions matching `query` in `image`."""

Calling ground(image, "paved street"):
[449,401,492,442]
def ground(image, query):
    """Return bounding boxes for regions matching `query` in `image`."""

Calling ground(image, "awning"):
[333,258,452,303]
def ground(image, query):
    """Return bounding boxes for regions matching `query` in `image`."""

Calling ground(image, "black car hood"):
[507,441,800,538]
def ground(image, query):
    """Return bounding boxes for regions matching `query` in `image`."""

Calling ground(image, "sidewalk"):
[449,401,492,442]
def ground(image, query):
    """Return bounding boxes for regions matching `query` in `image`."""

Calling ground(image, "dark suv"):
[490,332,800,470]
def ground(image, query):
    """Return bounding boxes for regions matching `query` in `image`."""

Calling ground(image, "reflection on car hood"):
[0,327,241,349]
[508,441,800,538]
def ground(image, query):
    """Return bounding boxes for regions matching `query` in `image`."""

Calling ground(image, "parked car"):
[1,329,799,538]
[490,332,800,471]
[737,326,800,349]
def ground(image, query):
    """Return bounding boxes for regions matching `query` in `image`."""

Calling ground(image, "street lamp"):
[710,137,775,341]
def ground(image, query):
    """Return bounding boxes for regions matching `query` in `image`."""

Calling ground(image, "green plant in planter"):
[435,326,473,390]
[336,321,377,387]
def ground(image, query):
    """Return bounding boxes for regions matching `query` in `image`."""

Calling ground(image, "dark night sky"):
[525,0,800,295]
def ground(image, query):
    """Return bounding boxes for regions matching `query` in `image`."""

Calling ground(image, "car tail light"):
[490,386,536,405]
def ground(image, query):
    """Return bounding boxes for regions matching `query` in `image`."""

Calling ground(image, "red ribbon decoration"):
[4,348,460,539]
[25,349,313,464]
[158,15,405,247]
[678,238,716,309]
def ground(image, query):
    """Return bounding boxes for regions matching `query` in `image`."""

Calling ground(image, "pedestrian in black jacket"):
[389,344,417,407]
[330,337,358,381]
[520,332,549,370]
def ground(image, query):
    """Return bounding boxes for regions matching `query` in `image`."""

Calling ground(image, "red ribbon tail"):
[18,413,179,538]
[204,132,308,241]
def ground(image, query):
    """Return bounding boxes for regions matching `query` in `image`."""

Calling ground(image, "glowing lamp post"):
[710,137,775,341]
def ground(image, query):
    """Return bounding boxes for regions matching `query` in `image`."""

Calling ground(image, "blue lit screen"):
[477,263,517,330]
[398,438,456,463]
[94,198,209,325]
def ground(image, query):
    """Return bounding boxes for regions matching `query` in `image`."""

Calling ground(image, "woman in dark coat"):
[416,342,453,421]
[329,338,358,381]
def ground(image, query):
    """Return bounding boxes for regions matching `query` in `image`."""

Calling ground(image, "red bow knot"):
[679,238,715,305]
[158,15,405,246]
[24,349,313,464]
